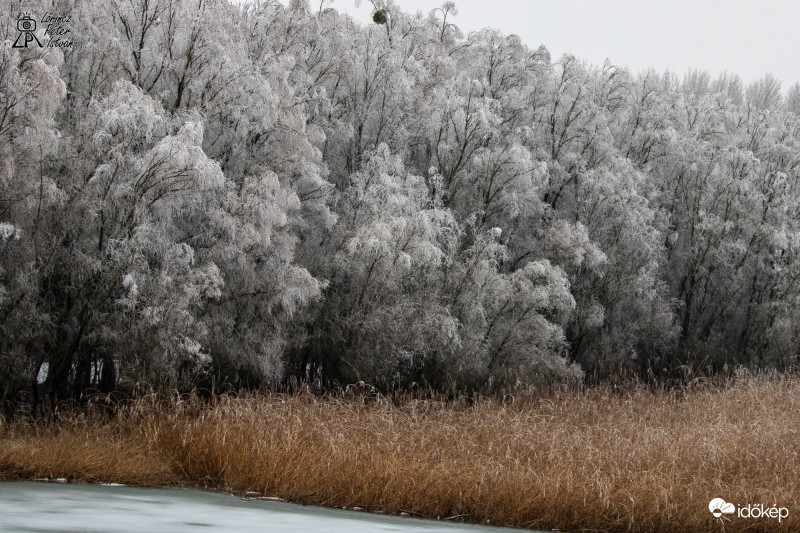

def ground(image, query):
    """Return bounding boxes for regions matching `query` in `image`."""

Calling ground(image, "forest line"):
[2,0,800,405]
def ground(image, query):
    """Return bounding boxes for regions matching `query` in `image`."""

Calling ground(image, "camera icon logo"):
[17,15,36,32]
[13,13,43,48]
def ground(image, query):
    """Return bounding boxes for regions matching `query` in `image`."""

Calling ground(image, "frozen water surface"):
[0,482,537,533]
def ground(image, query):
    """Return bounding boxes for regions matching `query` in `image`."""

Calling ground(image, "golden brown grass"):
[1,372,799,532]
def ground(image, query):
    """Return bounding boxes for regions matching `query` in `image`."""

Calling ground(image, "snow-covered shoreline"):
[0,481,528,533]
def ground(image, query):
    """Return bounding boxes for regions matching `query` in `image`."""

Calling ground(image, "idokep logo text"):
[709,498,789,523]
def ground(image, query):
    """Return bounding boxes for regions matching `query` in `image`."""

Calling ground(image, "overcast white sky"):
[329,0,799,89]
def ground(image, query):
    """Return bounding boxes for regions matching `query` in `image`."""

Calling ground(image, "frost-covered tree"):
[5,0,800,404]
[298,145,581,388]
[0,32,68,403]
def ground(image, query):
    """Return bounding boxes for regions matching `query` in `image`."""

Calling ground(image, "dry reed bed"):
[1,374,799,532]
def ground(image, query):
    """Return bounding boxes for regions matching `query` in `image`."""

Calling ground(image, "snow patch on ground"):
[0,482,534,533]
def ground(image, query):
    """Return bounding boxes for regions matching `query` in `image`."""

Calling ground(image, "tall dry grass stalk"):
[1,372,798,532]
